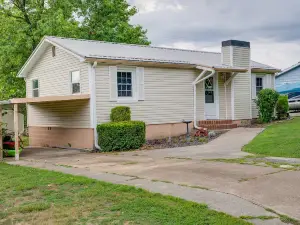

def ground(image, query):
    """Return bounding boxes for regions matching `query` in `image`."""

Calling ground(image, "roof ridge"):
[46,36,221,55]
[277,61,300,76]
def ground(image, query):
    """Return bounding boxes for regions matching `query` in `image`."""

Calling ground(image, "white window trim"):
[70,70,81,95]
[116,67,138,103]
[32,78,39,98]
[256,75,264,96]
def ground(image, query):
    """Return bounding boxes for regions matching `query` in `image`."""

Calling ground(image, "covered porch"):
[0,94,92,161]
[193,65,248,129]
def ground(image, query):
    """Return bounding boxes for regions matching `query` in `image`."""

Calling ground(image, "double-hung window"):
[71,70,80,94]
[117,71,133,98]
[32,79,39,97]
[256,77,263,95]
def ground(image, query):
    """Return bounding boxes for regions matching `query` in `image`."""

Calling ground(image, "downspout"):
[193,67,216,129]
[90,61,101,150]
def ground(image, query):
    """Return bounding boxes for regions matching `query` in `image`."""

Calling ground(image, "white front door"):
[204,76,217,119]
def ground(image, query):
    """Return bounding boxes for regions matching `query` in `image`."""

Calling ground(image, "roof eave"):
[84,57,197,68]
[251,68,281,73]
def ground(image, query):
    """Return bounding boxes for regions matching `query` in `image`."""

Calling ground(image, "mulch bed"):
[140,130,227,150]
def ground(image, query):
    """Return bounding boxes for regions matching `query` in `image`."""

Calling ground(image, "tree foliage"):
[255,89,279,123]
[276,95,289,120]
[0,0,150,100]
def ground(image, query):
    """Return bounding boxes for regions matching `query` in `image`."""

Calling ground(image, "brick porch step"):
[198,120,237,130]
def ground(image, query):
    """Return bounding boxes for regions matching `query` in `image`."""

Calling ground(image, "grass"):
[265,208,300,225]
[0,163,250,225]
[240,215,277,220]
[243,117,300,158]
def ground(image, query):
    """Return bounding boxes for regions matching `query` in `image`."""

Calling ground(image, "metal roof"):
[46,36,277,70]
[17,36,279,77]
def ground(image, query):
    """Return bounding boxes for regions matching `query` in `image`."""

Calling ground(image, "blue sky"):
[129,0,300,69]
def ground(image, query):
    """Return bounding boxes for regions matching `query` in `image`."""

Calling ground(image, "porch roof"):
[1,94,90,105]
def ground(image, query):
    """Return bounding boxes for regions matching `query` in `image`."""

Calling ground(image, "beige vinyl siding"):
[26,46,89,97]
[95,66,202,124]
[27,100,90,128]
[26,45,91,128]
[251,74,276,118]
[222,46,231,65]
[232,46,252,120]
[218,73,232,119]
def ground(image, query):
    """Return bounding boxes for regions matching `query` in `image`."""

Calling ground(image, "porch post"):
[0,106,2,161]
[14,104,19,161]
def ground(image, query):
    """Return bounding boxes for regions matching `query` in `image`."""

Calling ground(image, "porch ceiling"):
[10,94,90,104]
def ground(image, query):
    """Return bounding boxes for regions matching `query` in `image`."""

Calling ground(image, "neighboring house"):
[13,37,279,149]
[276,62,300,97]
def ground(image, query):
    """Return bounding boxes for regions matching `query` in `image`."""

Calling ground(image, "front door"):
[204,76,217,119]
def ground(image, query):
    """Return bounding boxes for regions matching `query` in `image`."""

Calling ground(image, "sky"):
[128,0,300,69]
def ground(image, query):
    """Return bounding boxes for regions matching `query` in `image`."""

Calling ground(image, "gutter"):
[89,61,101,150]
[193,66,216,129]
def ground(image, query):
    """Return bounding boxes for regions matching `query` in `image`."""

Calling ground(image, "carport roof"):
[1,94,90,105]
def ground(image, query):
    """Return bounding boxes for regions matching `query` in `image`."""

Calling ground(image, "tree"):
[0,0,150,100]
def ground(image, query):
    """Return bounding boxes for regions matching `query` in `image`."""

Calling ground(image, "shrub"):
[110,106,131,122]
[276,95,289,119]
[97,121,145,152]
[255,89,279,123]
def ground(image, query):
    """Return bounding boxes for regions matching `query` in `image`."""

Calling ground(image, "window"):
[52,46,56,57]
[71,71,80,94]
[117,71,132,97]
[32,79,39,97]
[205,77,214,103]
[256,77,263,95]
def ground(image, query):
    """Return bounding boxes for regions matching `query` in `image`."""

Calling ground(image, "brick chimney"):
[221,40,250,68]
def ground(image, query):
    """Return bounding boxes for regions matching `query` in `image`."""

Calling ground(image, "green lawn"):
[0,163,249,225]
[243,117,300,158]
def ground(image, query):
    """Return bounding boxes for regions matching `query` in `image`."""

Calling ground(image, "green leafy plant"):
[97,121,145,152]
[110,106,131,122]
[255,89,279,123]
[276,95,289,120]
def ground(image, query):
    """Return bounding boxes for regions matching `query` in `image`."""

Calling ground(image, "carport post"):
[0,105,2,161]
[14,104,19,161]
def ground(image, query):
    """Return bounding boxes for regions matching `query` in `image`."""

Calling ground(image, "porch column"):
[0,106,2,161]
[14,104,19,161]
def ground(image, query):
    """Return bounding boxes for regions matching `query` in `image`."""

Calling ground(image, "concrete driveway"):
[8,127,300,221]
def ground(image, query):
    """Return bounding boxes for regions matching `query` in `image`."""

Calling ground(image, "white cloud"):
[129,0,300,69]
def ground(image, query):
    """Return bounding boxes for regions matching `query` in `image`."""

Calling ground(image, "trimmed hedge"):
[97,121,145,152]
[255,89,279,123]
[276,95,289,119]
[110,106,131,122]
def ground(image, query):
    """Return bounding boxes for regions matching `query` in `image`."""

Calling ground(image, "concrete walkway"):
[7,128,299,224]
[8,160,287,225]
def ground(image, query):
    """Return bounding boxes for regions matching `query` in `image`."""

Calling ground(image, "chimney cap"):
[222,40,250,48]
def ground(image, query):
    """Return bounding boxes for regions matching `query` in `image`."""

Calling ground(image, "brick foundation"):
[28,126,94,149]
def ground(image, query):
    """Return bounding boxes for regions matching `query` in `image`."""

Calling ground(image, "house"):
[276,62,300,97]
[10,37,279,150]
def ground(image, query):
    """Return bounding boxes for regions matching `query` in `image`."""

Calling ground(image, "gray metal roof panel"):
[46,36,278,70]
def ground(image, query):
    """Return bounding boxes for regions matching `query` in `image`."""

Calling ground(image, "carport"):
[0,94,90,161]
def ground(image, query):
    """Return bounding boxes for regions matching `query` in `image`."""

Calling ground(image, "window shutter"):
[252,74,256,99]
[263,74,272,89]
[109,66,117,101]
[136,67,145,100]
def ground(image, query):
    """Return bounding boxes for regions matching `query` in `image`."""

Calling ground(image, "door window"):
[205,77,214,103]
